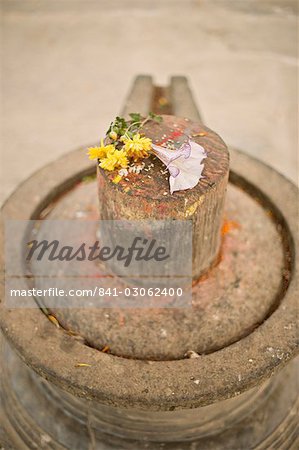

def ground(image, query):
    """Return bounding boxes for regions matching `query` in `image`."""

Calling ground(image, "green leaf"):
[106,121,113,135]
[149,112,163,122]
[129,113,142,123]
[115,116,127,128]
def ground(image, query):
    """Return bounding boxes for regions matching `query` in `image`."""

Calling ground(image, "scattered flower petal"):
[128,162,145,174]
[48,314,60,328]
[75,363,92,368]
[112,174,122,184]
[185,350,200,358]
[119,168,129,177]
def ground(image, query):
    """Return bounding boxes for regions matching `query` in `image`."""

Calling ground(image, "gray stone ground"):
[0,0,298,205]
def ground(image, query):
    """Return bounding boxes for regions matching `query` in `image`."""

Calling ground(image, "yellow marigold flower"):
[116,149,129,168]
[99,149,129,172]
[87,139,115,160]
[122,133,152,160]
[112,174,122,184]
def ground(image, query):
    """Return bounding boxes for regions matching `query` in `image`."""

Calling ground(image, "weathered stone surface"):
[1,337,298,448]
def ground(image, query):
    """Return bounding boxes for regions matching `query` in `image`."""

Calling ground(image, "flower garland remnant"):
[87,113,161,173]
[87,113,206,194]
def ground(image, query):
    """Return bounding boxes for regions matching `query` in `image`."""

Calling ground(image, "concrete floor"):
[1,0,298,205]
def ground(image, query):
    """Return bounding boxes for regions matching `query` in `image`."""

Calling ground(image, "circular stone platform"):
[44,171,285,360]
[0,144,297,411]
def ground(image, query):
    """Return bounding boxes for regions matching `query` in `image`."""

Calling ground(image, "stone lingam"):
[0,76,298,449]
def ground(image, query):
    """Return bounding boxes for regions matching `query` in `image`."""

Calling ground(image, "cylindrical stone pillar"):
[97,115,229,279]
